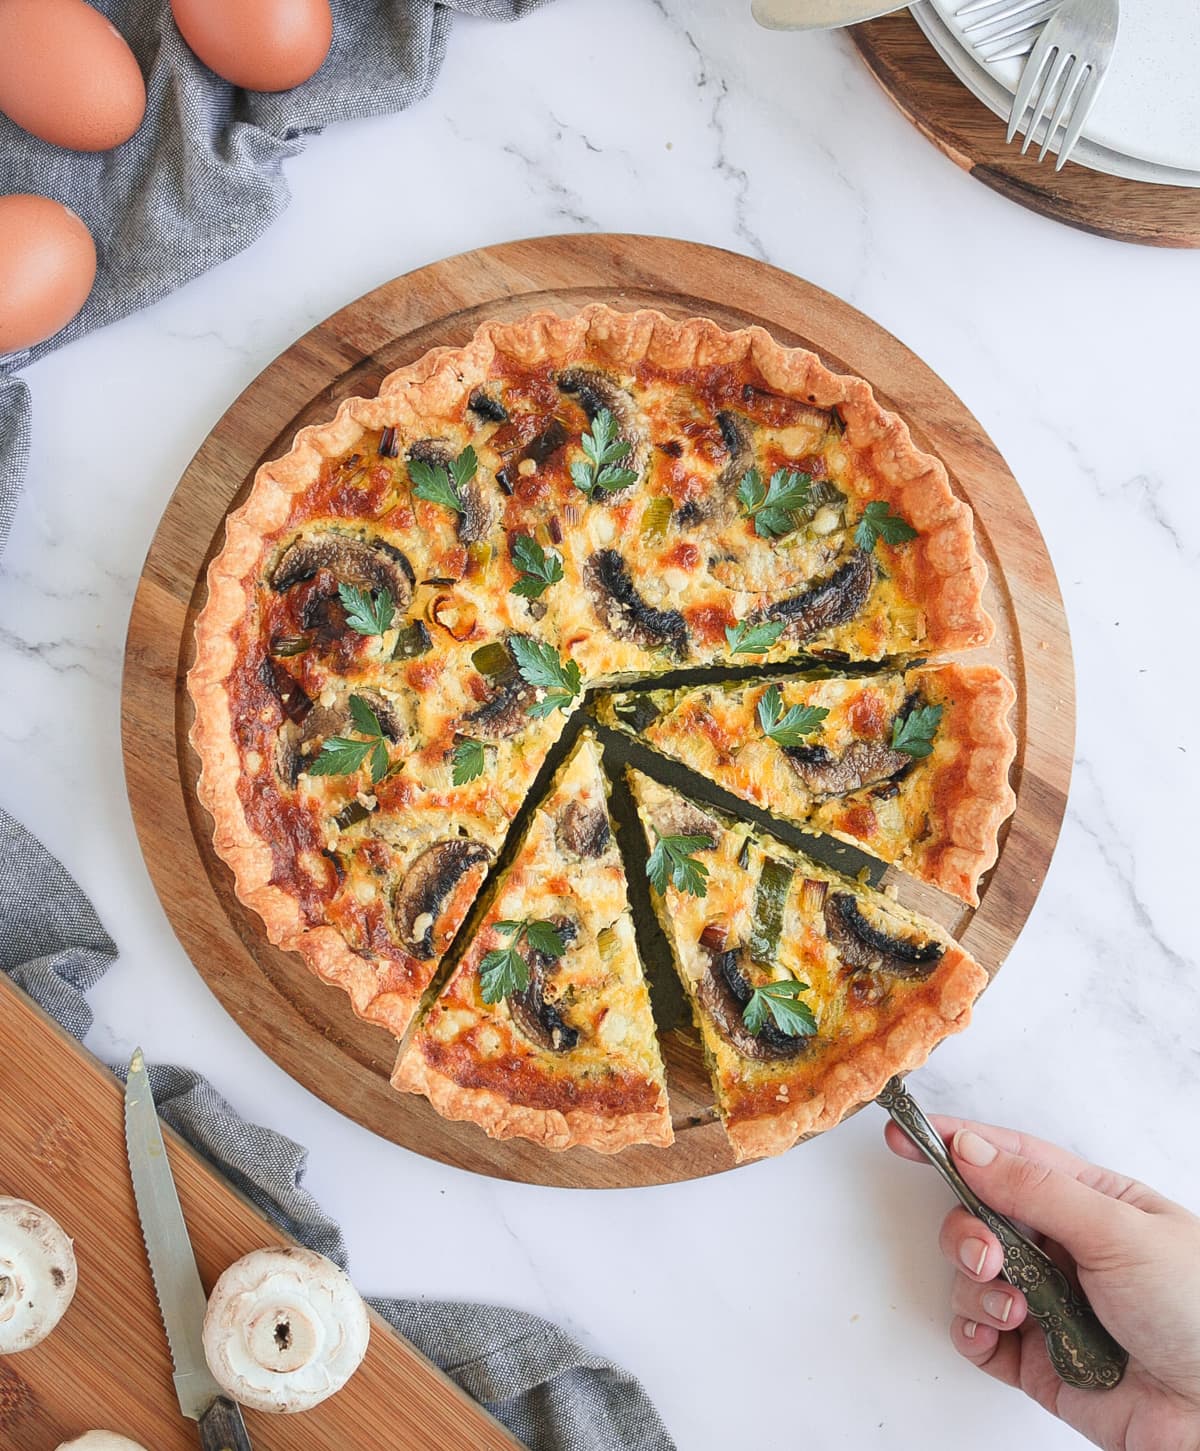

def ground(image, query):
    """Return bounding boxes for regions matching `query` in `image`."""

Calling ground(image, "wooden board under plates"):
[121,232,1074,1189]
[0,975,520,1451]
[852,12,1200,248]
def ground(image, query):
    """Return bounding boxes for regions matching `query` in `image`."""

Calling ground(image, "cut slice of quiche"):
[627,769,987,1161]
[393,733,673,1153]
[598,663,1016,905]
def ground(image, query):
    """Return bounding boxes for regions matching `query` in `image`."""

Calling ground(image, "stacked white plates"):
[912,0,1200,186]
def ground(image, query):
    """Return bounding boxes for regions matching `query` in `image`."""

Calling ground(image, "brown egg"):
[0,0,145,152]
[0,196,97,353]
[171,0,333,92]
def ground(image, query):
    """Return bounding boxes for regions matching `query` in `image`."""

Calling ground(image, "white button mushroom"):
[56,1434,149,1450]
[202,1246,370,1414]
[0,1197,78,1354]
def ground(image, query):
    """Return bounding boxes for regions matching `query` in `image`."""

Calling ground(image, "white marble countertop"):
[3,2,1198,1447]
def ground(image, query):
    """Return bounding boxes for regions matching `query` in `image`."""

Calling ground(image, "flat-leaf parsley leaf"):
[743,978,818,1038]
[646,832,711,898]
[508,635,582,717]
[890,702,943,758]
[308,694,392,785]
[410,444,478,515]
[738,467,813,539]
[570,409,638,498]
[757,684,829,748]
[725,619,785,656]
[451,738,486,785]
[510,534,564,600]
[854,500,917,553]
[479,918,567,1003]
[337,582,395,637]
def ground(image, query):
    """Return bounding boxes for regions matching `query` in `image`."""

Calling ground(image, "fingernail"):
[954,1129,998,1167]
[960,1237,989,1276]
[963,1319,978,1339]
[983,1290,1014,1324]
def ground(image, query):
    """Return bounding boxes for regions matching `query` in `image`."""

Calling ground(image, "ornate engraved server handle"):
[877,1077,1128,1390]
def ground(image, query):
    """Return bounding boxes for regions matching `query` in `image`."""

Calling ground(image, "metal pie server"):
[125,1049,253,1450]
[878,1077,1128,1389]
[752,0,908,30]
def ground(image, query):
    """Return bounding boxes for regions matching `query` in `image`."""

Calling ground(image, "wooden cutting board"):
[121,233,1074,1190]
[0,975,521,1451]
[852,13,1200,248]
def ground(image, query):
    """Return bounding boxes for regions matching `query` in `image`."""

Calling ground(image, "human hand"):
[884,1116,1200,1451]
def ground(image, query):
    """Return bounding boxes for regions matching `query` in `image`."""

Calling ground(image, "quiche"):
[596,664,1016,905]
[393,732,672,1152]
[188,302,1006,1156]
[627,770,988,1160]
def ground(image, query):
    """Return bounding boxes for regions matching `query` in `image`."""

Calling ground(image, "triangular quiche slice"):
[393,733,673,1153]
[597,663,1015,905]
[627,769,987,1162]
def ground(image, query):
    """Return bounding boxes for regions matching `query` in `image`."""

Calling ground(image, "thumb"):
[951,1127,1143,1264]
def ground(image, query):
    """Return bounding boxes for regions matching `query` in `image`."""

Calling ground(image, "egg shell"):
[0,0,145,152]
[0,196,97,353]
[171,0,333,92]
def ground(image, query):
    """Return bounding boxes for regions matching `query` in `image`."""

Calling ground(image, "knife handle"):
[877,1077,1129,1391]
[199,1397,253,1451]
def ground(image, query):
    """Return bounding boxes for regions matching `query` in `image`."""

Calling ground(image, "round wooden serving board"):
[122,233,1074,1189]
[852,12,1200,248]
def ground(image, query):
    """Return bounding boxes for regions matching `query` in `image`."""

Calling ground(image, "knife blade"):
[125,1049,253,1450]
[752,0,907,30]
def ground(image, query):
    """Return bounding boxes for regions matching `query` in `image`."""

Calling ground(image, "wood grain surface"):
[121,232,1074,1189]
[851,13,1200,248]
[0,975,520,1451]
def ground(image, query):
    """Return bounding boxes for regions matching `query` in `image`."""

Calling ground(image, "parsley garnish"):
[737,467,813,539]
[646,832,710,898]
[410,445,478,515]
[479,918,567,1004]
[570,409,638,498]
[890,702,943,758]
[757,684,829,748]
[307,694,392,785]
[725,619,785,656]
[743,978,818,1038]
[510,534,564,600]
[451,738,485,785]
[337,582,395,637]
[508,635,582,717]
[854,500,917,553]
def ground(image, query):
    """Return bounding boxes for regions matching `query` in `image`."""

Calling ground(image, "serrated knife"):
[125,1049,253,1450]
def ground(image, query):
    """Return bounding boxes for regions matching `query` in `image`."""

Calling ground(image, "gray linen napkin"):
[0,805,676,1451]
[0,0,545,553]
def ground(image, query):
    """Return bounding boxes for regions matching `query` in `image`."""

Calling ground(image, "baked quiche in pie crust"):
[189,302,1008,1158]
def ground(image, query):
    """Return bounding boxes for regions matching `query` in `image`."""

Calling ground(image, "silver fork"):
[955,0,1061,63]
[1003,0,1120,168]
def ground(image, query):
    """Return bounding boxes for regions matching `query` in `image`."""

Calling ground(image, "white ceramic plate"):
[911,1,1200,187]
[928,0,1200,173]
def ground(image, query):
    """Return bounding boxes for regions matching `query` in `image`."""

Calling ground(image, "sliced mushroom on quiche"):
[597,663,1016,905]
[393,733,672,1153]
[626,770,987,1162]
